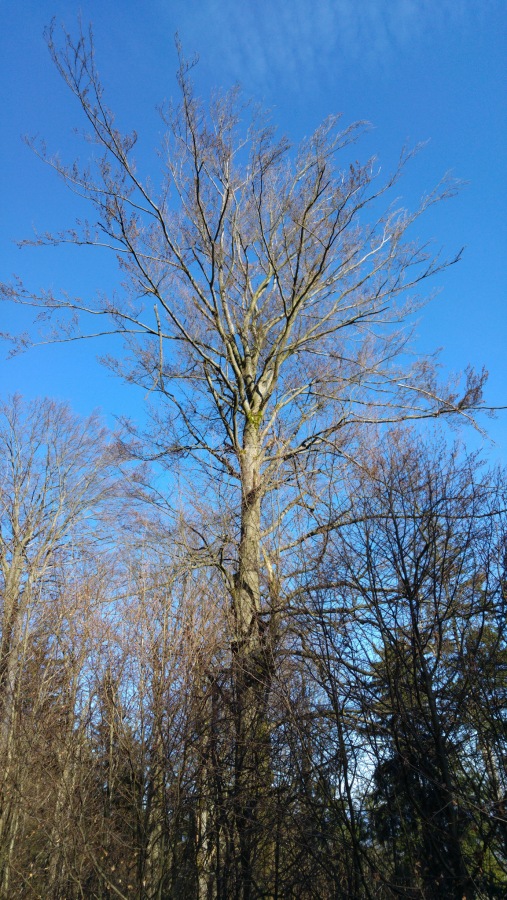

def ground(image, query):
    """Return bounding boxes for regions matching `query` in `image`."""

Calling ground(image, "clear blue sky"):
[1,0,506,458]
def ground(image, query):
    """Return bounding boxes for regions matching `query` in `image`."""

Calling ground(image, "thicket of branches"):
[1,22,505,900]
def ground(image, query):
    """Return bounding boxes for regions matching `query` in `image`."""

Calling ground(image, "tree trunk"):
[232,420,271,899]
[235,421,262,651]
[0,577,23,899]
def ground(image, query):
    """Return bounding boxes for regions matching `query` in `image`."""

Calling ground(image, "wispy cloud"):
[155,0,497,99]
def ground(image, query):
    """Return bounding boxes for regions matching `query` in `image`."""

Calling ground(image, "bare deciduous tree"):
[0,22,491,897]
[0,395,114,896]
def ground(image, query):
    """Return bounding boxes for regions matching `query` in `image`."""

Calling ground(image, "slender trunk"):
[47,744,77,897]
[0,579,23,898]
[416,642,473,899]
[0,806,19,900]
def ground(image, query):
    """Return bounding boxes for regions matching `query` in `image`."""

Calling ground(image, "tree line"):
[0,22,505,899]
[0,397,505,898]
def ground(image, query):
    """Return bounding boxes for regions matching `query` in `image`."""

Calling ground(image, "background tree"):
[300,432,507,898]
[0,395,115,896]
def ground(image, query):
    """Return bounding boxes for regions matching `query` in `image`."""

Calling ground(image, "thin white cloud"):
[153,0,497,98]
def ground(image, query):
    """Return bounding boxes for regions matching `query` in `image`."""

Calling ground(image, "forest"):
[0,23,506,900]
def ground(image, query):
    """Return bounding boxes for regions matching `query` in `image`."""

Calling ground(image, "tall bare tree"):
[1,23,490,896]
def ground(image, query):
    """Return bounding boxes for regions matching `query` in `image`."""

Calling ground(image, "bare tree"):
[0,395,114,896]
[0,22,490,897]
[300,431,507,898]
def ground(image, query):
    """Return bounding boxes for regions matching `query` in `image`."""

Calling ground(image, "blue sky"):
[1,0,506,458]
